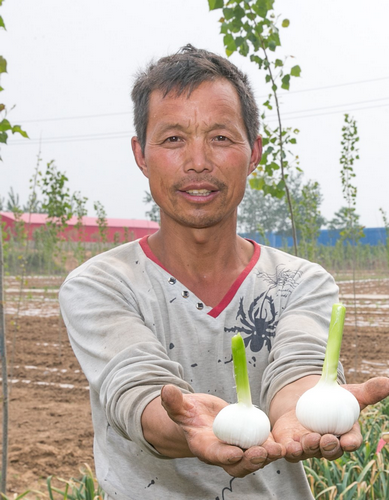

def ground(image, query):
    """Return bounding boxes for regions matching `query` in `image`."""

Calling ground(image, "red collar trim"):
[207,239,260,318]
[139,235,170,272]
[139,236,261,318]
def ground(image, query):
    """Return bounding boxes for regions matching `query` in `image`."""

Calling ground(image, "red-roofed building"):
[1,212,159,243]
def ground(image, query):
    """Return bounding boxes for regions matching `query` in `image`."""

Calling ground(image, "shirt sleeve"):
[59,264,194,457]
[260,263,344,414]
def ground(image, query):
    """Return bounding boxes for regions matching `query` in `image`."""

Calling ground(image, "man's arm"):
[141,385,284,478]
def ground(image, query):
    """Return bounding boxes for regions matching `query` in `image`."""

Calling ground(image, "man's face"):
[132,79,262,230]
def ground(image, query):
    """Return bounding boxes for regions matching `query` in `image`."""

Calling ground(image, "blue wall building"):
[241,228,388,248]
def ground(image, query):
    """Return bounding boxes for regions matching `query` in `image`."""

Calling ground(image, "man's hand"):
[271,410,361,462]
[270,376,389,463]
[143,384,284,478]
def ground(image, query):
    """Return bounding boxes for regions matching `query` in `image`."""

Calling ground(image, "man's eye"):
[165,136,180,143]
[215,135,228,141]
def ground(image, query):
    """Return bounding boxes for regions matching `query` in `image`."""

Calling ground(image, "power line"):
[268,102,389,122]
[275,96,389,117]
[9,97,389,145]
[276,75,389,96]
[8,131,134,145]
[13,76,389,124]
[20,111,132,123]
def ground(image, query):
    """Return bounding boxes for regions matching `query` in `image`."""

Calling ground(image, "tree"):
[238,172,325,250]
[5,187,20,212]
[143,191,160,224]
[295,180,325,261]
[37,161,74,272]
[0,4,28,494]
[238,171,303,236]
[93,200,108,245]
[328,206,362,234]
[337,114,363,383]
[208,0,301,254]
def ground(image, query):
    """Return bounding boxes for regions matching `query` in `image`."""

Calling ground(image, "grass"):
[2,401,387,499]
[0,465,104,500]
[304,397,389,499]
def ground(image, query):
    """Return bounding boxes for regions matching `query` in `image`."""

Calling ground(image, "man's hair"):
[131,44,259,152]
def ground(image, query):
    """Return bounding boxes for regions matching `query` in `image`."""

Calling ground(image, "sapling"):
[213,333,270,449]
[296,303,360,435]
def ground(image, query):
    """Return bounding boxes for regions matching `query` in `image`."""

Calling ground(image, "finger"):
[300,432,322,457]
[344,377,389,410]
[222,447,268,478]
[160,385,192,422]
[261,434,285,462]
[339,421,362,452]
[283,440,304,462]
[194,436,245,472]
[319,434,342,460]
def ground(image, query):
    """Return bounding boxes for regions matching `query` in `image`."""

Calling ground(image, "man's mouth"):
[185,189,213,196]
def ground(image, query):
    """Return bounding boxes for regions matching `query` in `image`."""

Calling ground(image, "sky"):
[1,0,389,228]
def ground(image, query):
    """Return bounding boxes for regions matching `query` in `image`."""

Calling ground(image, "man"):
[59,45,389,499]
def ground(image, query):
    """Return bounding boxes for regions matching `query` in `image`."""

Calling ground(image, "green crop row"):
[304,398,389,499]
[4,234,389,277]
[1,401,387,500]
[0,465,103,500]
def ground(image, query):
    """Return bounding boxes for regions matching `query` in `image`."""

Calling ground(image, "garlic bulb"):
[213,334,271,448]
[213,402,270,449]
[296,379,360,435]
[296,303,360,435]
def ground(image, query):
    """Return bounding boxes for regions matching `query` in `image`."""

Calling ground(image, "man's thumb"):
[160,384,188,417]
[344,376,389,410]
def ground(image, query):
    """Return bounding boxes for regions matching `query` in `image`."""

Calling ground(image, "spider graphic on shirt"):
[224,266,302,353]
[224,292,278,352]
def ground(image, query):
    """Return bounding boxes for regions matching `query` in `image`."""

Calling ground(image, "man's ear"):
[131,137,149,178]
[248,135,263,175]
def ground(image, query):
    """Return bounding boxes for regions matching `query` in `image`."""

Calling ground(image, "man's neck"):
[147,221,255,307]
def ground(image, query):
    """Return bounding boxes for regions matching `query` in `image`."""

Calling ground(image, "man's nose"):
[183,140,213,173]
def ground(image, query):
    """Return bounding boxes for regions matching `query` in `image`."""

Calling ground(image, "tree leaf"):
[0,131,8,143]
[282,19,290,28]
[267,32,281,48]
[291,65,301,77]
[223,34,236,54]
[0,16,5,30]
[268,41,276,51]
[281,74,290,90]
[0,56,7,74]
[239,40,249,57]
[223,7,234,20]
[250,54,263,68]
[208,0,224,10]
[0,118,11,131]
[12,125,29,138]
[249,176,265,191]
[233,4,246,20]
[253,0,269,19]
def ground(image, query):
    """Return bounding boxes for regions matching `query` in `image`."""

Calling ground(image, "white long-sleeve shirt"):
[59,237,342,500]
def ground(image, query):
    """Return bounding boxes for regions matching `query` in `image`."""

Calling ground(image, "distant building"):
[241,228,387,247]
[1,212,159,243]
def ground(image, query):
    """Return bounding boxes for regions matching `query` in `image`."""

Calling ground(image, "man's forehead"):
[149,78,239,103]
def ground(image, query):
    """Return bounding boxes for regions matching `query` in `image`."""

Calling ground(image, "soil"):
[1,274,389,497]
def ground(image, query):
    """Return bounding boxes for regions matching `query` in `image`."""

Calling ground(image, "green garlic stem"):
[321,303,346,384]
[232,333,252,406]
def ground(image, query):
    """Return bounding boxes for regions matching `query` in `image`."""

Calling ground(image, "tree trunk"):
[0,225,8,494]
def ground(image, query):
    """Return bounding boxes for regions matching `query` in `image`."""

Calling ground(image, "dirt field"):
[2,274,389,497]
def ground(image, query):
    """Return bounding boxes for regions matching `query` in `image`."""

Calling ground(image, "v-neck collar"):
[139,235,261,318]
